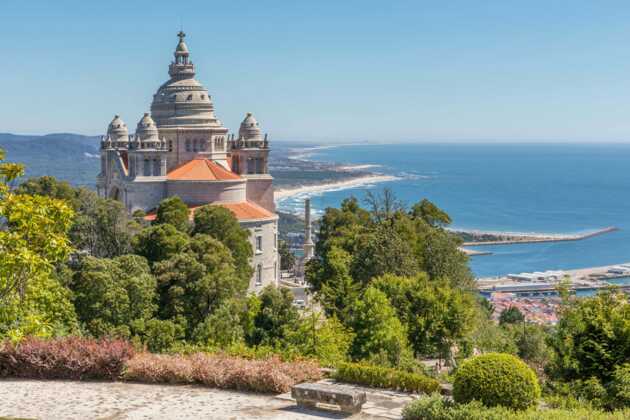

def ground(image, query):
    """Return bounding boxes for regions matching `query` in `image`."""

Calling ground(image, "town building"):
[97,31,278,291]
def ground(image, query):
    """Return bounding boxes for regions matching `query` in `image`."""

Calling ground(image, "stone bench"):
[291,382,367,414]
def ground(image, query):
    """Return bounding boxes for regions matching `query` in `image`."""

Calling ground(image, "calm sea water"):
[276,143,630,278]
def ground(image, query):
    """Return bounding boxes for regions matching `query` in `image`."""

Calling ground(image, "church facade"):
[97,32,278,291]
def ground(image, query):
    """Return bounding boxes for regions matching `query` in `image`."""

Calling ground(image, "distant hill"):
[0,133,348,197]
[0,133,101,187]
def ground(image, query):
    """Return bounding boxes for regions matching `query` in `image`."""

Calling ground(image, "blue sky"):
[3,0,630,142]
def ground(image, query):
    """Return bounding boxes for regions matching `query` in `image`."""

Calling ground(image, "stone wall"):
[242,217,279,292]
[166,179,246,205]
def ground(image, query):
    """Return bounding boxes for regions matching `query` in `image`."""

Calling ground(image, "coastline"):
[274,174,400,201]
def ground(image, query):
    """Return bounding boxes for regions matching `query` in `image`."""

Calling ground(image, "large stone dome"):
[150,32,224,129]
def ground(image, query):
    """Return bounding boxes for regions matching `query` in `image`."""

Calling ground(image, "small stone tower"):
[230,112,274,211]
[303,198,315,261]
[128,113,167,179]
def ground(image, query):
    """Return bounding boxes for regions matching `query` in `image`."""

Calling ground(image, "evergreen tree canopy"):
[154,196,190,233]
[193,205,253,285]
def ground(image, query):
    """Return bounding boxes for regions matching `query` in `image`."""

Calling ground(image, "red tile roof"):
[144,201,274,222]
[167,159,240,181]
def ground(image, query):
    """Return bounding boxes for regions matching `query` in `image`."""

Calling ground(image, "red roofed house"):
[96,31,278,291]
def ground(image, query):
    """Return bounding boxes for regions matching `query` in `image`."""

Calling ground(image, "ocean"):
[276,143,630,278]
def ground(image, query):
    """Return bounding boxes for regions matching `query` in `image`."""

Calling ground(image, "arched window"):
[168,140,173,152]
[193,139,198,152]
[256,264,263,286]
[185,139,191,152]
[153,159,160,176]
[143,159,151,176]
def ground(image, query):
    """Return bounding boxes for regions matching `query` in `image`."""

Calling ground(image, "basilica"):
[97,32,278,291]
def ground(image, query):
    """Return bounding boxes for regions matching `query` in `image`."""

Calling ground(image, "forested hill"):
[0,133,101,187]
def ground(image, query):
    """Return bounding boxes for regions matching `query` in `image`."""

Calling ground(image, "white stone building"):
[97,31,278,291]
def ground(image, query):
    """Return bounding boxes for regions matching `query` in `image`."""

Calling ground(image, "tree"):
[247,285,299,346]
[192,299,244,347]
[71,191,135,258]
[548,289,630,383]
[70,255,157,337]
[499,306,525,325]
[410,198,452,227]
[193,205,253,285]
[154,196,190,233]
[351,224,420,285]
[154,234,243,337]
[307,193,474,298]
[16,176,79,207]
[350,286,409,365]
[505,323,551,368]
[0,150,78,339]
[133,224,190,265]
[372,273,476,359]
[288,312,353,367]
[278,240,295,271]
[316,247,361,324]
[16,177,135,258]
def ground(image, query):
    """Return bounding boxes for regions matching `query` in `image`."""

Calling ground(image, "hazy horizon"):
[4,1,630,143]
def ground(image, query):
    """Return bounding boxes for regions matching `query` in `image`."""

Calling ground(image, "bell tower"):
[230,112,274,211]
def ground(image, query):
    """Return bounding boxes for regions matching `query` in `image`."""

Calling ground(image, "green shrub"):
[453,353,540,410]
[402,395,630,420]
[608,364,630,409]
[143,319,179,353]
[571,377,607,409]
[334,362,440,394]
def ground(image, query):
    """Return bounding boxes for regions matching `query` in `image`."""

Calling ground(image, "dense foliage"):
[0,152,77,339]
[69,255,157,338]
[453,353,541,410]
[548,290,630,383]
[153,196,190,233]
[402,394,630,420]
[335,362,441,394]
[193,205,253,285]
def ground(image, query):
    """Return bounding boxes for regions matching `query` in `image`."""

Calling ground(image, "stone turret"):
[128,113,167,178]
[229,112,274,212]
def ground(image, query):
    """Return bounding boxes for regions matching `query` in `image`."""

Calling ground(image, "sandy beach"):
[274,174,400,200]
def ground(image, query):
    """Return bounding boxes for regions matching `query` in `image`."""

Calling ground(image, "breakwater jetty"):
[461,226,618,247]
[477,262,630,297]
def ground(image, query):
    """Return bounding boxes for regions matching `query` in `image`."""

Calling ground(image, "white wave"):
[274,174,401,204]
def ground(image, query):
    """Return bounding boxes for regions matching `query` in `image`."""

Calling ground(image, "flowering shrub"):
[124,352,321,393]
[0,336,134,380]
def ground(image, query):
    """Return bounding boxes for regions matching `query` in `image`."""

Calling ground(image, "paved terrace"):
[0,379,414,420]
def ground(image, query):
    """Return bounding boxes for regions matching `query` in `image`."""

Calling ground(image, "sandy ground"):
[274,175,399,200]
[0,379,389,420]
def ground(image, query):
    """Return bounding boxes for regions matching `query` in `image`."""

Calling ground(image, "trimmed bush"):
[124,352,321,393]
[0,336,134,380]
[453,353,540,410]
[402,395,630,420]
[334,362,440,394]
